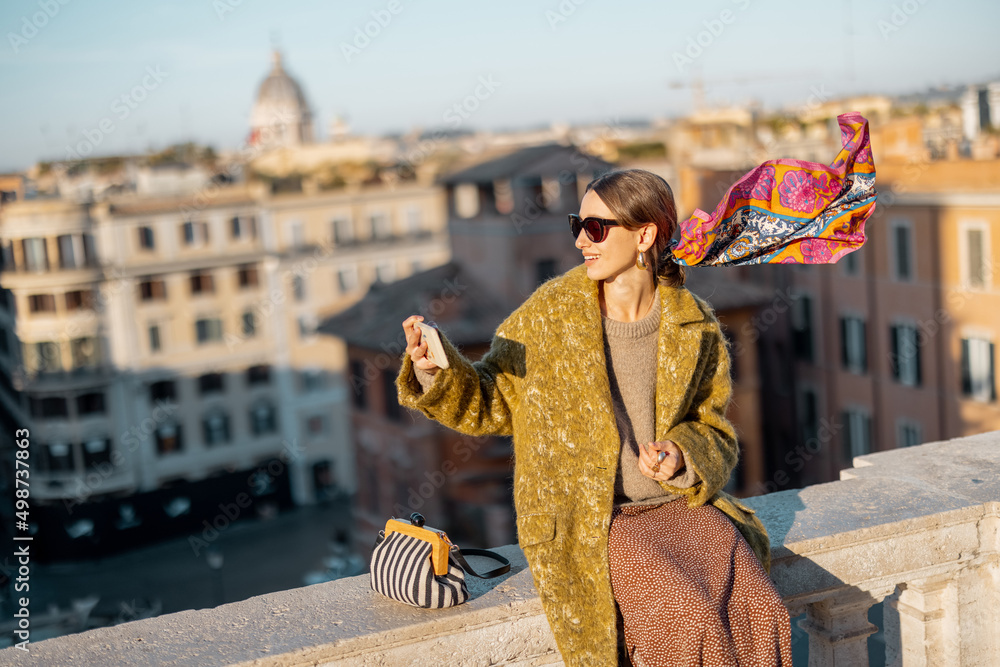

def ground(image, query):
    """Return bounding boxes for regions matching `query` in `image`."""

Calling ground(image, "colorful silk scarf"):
[672,112,876,267]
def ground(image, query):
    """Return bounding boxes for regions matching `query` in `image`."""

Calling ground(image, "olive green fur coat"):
[396,264,770,666]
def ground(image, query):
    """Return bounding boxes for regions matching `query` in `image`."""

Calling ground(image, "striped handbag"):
[370,513,511,609]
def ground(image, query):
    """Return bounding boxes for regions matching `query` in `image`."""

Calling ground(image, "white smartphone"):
[415,321,450,369]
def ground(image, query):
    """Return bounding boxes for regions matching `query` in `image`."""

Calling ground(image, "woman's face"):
[576,190,651,283]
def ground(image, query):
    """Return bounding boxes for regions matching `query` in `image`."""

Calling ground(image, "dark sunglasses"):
[568,214,620,243]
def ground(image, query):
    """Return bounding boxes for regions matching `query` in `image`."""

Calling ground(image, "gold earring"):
[636,250,648,271]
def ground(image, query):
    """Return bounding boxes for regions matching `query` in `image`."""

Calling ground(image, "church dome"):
[249,51,314,148]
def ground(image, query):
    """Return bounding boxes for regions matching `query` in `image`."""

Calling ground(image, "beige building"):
[0,174,448,559]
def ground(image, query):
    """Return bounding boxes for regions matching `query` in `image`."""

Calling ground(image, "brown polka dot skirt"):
[609,499,792,666]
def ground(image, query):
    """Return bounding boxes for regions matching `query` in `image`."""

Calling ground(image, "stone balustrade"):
[3,432,998,666]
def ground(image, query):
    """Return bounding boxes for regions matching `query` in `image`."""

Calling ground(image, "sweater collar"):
[563,263,708,326]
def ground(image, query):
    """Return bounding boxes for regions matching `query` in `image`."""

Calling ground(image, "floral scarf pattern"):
[672,112,876,267]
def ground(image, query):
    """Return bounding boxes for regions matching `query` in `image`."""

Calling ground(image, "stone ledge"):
[3,433,999,666]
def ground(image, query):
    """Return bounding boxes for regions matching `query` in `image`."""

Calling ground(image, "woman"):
[397,169,791,665]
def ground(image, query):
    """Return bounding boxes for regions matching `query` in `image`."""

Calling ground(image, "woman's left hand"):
[638,440,683,481]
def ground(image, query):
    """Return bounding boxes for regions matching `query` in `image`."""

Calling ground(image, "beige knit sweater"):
[603,290,697,507]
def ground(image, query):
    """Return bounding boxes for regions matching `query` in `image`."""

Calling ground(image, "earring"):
[636,250,648,271]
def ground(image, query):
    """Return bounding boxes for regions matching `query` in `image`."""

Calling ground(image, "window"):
[890,324,921,386]
[202,411,231,446]
[83,438,111,469]
[65,290,94,311]
[22,238,48,272]
[241,311,256,337]
[375,261,395,284]
[181,220,209,246]
[139,277,167,301]
[332,217,353,244]
[57,234,78,269]
[792,294,814,362]
[405,207,422,234]
[897,419,922,448]
[290,220,305,248]
[190,271,215,295]
[82,234,96,266]
[961,337,996,402]
[237,264,259,288]
[293,275,306,301]
[246,364,270,385]
[842,409,872,463]
[842,249,860,276]
[798,387,819,445]
[70,337,99,369]
[298,314,316,338]
[29,396,69,418]
[250,402,277,435]
[28,294,56,313]
[76,392,106,416]
[30,341,62,373]
[300,368,324,392]
[43,442,75,472]
[349,359,367,410]
[155,423,182,455]
[1,241,15,271]
[536,259,557,286]
[230,215,256,240]
[338,266,358,292]
[306,415,326,436]
[370,212,392,239]
[840,316,867,374]
[139,226,155,250]
[890,219,914,282]
[150,380,176,403]
[961,222,991,289]
[195,318,223,343]
[383,371,401,421]
[198,372,225,395]
[149,324,161,352]
[454,184,480,219]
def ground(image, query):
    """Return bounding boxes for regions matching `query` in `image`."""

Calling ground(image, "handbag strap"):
[450,547,511,579]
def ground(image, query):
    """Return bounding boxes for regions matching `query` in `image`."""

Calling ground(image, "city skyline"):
[2,0,1000,172]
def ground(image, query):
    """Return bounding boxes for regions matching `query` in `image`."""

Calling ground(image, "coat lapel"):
[655,285,709,437]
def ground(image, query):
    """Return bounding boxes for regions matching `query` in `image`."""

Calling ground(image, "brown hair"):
[584,169,686,287]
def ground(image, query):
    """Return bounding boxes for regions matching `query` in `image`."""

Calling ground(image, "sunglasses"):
[568,214,620,243]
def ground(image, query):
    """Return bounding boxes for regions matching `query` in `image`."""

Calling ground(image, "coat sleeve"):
[396,322,524,437]
[658,324,738,508]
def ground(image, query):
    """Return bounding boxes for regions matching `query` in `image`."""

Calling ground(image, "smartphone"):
[415,321,450,369]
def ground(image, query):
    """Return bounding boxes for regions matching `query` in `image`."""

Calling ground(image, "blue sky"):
[1,0,998,171]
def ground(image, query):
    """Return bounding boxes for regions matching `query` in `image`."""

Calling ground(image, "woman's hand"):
[402,315,441,374]
[638,440,683,481]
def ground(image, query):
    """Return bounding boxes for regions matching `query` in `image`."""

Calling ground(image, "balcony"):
[3,432,998,665]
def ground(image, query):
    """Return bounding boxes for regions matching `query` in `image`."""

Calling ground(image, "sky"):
[1,0,998,172]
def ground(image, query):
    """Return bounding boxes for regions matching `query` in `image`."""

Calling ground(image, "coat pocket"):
[516,513,556,548]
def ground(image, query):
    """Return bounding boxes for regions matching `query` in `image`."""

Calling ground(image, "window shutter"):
[960,339,972,395]
[990,342,997,402]
[840,318,848,368]
[890,325,899,380]
[860,321,868,373]
[914,328,922,386]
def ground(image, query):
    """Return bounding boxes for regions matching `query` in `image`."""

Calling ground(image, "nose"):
[574,228,589,250]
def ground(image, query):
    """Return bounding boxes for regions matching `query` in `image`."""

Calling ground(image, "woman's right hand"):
[402,315,441,374]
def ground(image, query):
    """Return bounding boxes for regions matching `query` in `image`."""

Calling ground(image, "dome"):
[249,51,314,148]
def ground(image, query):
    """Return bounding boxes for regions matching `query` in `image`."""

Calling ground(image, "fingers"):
[639,441,680,479]
[401,315,440,372]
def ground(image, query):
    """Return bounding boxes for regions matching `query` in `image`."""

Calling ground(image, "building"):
[248,51,315,149]
[0,170,449,560]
